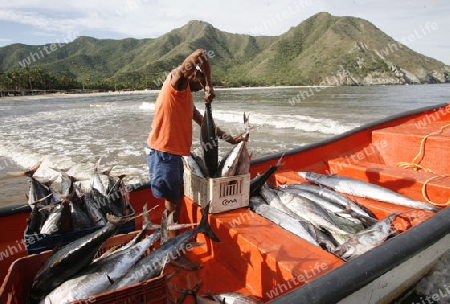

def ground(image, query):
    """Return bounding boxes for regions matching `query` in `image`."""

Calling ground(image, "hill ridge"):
[0,12,448,90]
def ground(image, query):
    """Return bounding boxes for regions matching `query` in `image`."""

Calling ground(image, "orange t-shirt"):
[147,74,193,156]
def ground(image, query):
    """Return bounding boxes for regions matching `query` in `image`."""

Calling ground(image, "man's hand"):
[204,85,215,103]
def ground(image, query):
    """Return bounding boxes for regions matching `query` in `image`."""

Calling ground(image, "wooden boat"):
[1,102,449,303]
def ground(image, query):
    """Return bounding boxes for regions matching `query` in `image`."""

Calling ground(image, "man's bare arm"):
[172,49,215,102]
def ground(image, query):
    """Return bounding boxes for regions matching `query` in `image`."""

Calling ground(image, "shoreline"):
[0,85,334,102]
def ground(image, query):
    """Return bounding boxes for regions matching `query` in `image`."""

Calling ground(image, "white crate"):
[183,170,250,213]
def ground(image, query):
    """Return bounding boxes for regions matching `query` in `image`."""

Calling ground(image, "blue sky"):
[0,0,449,64]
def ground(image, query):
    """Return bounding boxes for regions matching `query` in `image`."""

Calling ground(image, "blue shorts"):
[146,146,183,199]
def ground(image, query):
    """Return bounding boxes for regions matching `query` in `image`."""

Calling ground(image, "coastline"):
[0,85,336,102]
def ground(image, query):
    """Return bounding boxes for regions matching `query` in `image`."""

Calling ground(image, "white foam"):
[139,102,155,111]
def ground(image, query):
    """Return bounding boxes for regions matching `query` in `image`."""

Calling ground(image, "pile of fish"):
[18,159,130,236]
[29,203,220,304]
[184,108,252,179]
[250,171,440,261]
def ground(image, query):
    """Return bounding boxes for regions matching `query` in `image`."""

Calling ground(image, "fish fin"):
[161,210,169,244]
[197,203,220,242]
[173,279,202,303]
[106,274,114,284]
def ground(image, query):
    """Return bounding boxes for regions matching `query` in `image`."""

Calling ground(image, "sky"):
[0,0,449,64]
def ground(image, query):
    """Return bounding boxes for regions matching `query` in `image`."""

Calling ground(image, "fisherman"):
[146,49,242,270]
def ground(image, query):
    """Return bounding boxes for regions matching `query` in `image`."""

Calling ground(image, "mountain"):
[0,12,448,88]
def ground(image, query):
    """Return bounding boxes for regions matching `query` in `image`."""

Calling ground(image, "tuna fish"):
[41,229,162,304]
[107,203,220,291]
[298,172,439,212]
[330,213,400,261]
[28,213,131,303]
[201,103,218,177]
[249,156,283,198]
[175,280,265,304]
[249,196,319,246]
[39,200,72,235]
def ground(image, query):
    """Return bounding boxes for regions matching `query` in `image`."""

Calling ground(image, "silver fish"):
[39,200,72,235]
[29,214,130,303]
[183,154,206,177]
[82,191,107,226]
[249,156,283,198]
[331,213,399,261]
[217,141,246,177]
[274,188,350,235]
[108,203,220,291]
[42,230,161,304]
[280,183,375,219]
[250,196,319,246]
[175,279,264,304]
[92,158,107,196]
[298,172,439,212]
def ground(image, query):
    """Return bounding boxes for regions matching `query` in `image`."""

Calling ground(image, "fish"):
[274,188,350,235]
[92,158,107,196]
[259,184,300,220]
[81,190,107,226]
[280,183,376,219]
[107,203,220,291]
[249,196,319,246]
[201,103,218,177]
[330,213,400,261]
[249,156,283,198]
[175,280,264,304]
[183,154,206,177]
[41,229,162,304]
[39,200,72,235]
[9,161,53,209]
[28,213,131,303]
[191,152,209,177]
[69,200,92,231]
[298,172,440,212]
[235,142,251,176]
[216,141,247,177]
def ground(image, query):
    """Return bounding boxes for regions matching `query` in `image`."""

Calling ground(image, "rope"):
[422,174,450,206]
[396,123,450,206]
[396,123,450,173]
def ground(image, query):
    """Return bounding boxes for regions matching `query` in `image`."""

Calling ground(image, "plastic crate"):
[24,204,136,255]
[0,232,169,304]
[184,171,250,213]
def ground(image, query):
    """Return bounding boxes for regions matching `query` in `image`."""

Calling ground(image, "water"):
[0,84,449,206]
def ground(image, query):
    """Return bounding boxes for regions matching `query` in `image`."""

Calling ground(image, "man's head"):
[188,69,206,92]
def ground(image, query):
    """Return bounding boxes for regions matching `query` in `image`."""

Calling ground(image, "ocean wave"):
[139,102,155,111]
[212,110,360,135]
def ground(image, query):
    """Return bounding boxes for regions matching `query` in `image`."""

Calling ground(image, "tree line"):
[0,68,162,94]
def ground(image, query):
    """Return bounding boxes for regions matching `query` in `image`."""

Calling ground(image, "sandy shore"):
[0,85,333,102]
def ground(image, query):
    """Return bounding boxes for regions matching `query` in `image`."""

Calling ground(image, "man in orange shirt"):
[146,49,241,270]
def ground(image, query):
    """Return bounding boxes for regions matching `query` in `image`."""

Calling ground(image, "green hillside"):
[0,12,448,91]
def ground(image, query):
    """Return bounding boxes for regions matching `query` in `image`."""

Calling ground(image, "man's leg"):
[165,196,202,271]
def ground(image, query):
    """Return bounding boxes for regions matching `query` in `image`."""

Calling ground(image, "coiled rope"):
[396,123,450,206]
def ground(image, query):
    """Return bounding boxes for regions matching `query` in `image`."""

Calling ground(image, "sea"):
[0,83,449,302]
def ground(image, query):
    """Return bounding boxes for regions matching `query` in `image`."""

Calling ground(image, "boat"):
[1,102,450,303]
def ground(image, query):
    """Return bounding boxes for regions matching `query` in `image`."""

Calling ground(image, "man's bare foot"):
[170,255,202,271]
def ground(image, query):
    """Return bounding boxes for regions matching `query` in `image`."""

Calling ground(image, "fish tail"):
[8,161,42,178]
[196,203,220,242]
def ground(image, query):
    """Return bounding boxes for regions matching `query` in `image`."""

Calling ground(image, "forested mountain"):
[1,12,448,90]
